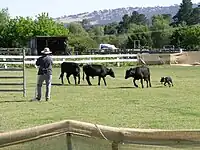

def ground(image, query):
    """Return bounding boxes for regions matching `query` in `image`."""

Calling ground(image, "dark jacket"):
[36,55,53,75]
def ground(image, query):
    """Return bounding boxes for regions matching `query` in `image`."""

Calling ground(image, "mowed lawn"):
[0,65,200,132]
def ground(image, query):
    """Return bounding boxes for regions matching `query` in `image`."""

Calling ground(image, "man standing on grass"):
[31,47,53,101]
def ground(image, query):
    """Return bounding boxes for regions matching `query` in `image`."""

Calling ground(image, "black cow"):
[82,64,115,86]
[125,66,151,88]
[160,76,173,87]
[59,62,80,85]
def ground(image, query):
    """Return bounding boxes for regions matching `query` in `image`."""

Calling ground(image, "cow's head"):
[107,68,115,78]
[125,68,135,79]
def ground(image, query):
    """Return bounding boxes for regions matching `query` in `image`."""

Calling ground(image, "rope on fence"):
[94,124,109,141]
[95,123,125,146]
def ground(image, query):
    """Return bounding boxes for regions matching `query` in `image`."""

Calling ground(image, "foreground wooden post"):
[66,133,72,150]
[112,141,118,150]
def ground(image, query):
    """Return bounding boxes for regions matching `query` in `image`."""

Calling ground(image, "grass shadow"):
[29,83,99,87]
[51,83,63,86]
[108,86,136,89]
[118,86,136,89]
[151,85,165,88]
[109,85,168,89]
[151,85,175,88]
[0,100,27,103]
[51,83,95,87]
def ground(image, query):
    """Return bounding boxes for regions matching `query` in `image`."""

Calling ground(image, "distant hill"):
[54,3,199,25]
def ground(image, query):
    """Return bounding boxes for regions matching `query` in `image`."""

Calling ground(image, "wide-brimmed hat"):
[41,47,52,54]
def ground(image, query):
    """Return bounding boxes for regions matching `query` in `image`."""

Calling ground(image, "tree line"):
[0,0,200,53]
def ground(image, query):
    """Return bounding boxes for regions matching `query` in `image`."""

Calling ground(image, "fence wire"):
[2,133,200,150]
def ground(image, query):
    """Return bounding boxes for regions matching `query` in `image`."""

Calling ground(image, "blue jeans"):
[36,75,52,100]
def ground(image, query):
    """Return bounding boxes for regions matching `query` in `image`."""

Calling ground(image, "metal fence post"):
[112,141,119,150]
[23,49,26,97]
[66,133,72,150]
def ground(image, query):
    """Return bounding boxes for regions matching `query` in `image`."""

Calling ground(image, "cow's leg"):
[133,79,138,88]
[140,78,144,88]
[77,74,80,84]
[102,77,107,86]
[164,81,167,86]
[59,73,64,85]
[98,76,101,86]
[86,75,92,85]
[145,78,148,88]
[66,74,71,84]
[148,75,152,87]
[168,81,171,87]
[73,74,77,85]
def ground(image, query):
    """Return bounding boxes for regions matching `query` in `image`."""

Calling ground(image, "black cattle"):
[82,64,115,86]
[160,76,173,87]
[59,62,80,85]
[125,66,151,88]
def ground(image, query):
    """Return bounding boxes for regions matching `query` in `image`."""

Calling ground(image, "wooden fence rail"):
[0,120,200,149]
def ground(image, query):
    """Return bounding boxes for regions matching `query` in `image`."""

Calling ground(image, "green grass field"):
[1,65,200,133]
